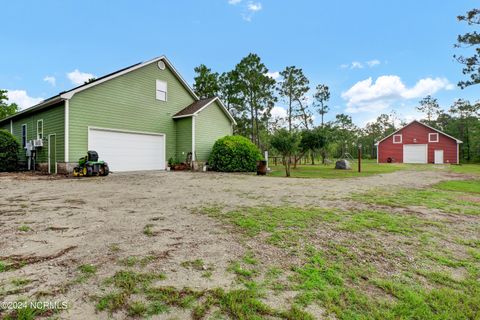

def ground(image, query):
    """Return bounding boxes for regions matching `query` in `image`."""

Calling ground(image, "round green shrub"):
[208,135,262,172]
[0,129,19,172]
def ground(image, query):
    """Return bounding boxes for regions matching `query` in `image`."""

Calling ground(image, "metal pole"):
[358,145,362,173]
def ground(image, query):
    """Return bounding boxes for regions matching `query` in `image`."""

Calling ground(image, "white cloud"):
[351,61,364,69]
[43,76,56,87]
[265,71,280,80]
[342,75,454,113]
[6,90,44,110]
[67,69,95,86]
[247,1,262,11]
[242,1,262,21]
[270,106,287,118]
[341,59,381,70]
[366,59,380,67]
[228,0,241,4]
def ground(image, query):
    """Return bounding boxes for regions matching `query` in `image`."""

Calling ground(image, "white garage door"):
[403,144,427,164]
[88,128,165,172]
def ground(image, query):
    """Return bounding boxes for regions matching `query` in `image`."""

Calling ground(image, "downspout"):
[10,120,13,134]
[191,115,196,161]
[65,99,69,164]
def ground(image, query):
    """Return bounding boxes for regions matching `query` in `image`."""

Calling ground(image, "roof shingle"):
[172,97,217,118]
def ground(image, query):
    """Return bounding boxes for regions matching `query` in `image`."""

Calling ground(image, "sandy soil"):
[0,168,464,319]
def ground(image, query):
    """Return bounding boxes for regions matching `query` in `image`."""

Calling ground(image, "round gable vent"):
[157,61,166,70]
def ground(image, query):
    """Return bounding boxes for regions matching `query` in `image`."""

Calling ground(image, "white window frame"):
[21,124,27,148]
[37,119,44,140]
[428,132,439,143]
[156,80,167,101]
[393,134,402,144]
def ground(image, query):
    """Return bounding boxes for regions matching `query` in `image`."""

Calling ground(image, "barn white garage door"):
[88,128,165,172]
[403,144,427,164]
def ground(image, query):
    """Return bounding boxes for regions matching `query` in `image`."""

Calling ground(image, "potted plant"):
[167,157,174,171]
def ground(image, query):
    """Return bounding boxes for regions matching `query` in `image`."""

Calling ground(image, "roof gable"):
[375,120,462,145]
[0,55,199,124]
[172,97,236,124]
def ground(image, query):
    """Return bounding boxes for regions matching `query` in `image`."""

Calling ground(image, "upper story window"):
[429,132,439,143]
[156,80,167,101]
[21,124,27,148]
[37,120,43,140]
[393,134,402,144]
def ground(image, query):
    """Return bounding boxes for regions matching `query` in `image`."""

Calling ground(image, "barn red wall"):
[378,122,458,164]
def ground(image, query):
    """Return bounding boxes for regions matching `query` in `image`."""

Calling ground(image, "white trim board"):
[192,116,196,161]
[375,120,462,145]
[172,96,237,125]
[65,100,69,162]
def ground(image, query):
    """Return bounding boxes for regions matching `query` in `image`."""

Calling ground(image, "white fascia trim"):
[0,96,63,123]
[375,120,463,145]
[192,116,196,161]
[65,100,69,162]
[61,55,199,101]
[172,97,237,125]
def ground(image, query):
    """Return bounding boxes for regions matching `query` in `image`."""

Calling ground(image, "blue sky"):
[1,0,478,126]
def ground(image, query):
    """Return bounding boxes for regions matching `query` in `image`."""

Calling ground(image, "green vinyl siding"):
[1,122,10,132]
[68,61,195,162]
[195,101,233,161]
[9,103,65,163]
[175,117,192,163]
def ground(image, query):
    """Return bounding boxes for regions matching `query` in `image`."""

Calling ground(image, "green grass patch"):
[268,160,408,179]
[75,264,97,283]
[435,179,480,193]
[354,187,480,215]
[449,164,480,176]
[143,224,154,237]
[0,261,6,272]
[11,278,31,287]
[17,225,31,232]
[201,205,480,319]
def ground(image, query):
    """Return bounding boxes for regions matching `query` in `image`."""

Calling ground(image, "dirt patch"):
[0,169,470,319]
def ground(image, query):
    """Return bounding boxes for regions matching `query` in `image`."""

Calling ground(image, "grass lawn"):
[449,164,480,176]
[268,159,409,178]
[354,180,480,215]
[201,204,480,319]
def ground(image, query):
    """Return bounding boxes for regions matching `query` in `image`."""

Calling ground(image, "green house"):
[0,56,235,173]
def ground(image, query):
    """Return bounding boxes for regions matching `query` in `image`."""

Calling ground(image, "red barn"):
[376,120,462,164]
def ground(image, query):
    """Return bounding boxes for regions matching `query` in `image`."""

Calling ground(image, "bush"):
[208,135,262,172]
[0,129,19,172]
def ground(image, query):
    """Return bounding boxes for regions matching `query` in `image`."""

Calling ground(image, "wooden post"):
[358,144,362,173]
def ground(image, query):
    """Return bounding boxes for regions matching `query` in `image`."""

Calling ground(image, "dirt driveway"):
[0,168,464,319]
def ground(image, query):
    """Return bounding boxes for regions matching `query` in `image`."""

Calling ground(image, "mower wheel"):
[87,166,93,176]
[73,167,81,177]
[99,164,109,176]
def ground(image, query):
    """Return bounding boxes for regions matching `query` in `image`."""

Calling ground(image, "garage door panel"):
[89,129,165,172]
[403,144,427,164]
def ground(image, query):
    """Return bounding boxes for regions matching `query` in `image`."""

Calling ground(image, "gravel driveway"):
[0,168,463,319]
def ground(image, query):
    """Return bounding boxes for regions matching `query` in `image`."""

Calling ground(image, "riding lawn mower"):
[73,150,109,177]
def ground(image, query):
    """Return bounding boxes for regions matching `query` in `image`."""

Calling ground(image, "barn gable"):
[376,120,462,164]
